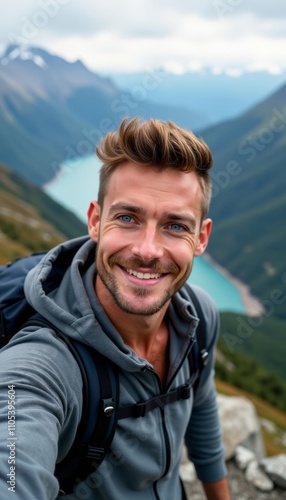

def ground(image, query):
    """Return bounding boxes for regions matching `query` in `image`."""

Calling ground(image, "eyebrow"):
[108,203,145,216]
[108,203,197,230]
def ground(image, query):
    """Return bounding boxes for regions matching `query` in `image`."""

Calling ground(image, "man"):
[0,118,230,499]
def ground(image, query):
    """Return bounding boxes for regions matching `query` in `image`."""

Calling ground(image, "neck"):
[95,279,170,384]
[105,302,170,385]
[107,302,168,354]
[95,278,169,354]
[116,313,167,354]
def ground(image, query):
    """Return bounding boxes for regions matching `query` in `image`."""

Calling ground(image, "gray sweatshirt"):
[0,236,226,499]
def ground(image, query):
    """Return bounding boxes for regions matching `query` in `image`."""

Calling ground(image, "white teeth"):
[126,269,161,279]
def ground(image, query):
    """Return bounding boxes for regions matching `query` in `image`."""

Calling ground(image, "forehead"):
[107,162,200,197]
[102,162,203,218]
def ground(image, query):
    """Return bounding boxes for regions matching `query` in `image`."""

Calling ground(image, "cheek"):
[170,242,196,269]
[97,230,127,259]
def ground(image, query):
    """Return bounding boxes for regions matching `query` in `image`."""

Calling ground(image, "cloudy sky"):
[1,0,286,75]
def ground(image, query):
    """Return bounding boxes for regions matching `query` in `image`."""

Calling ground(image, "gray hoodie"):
[0,236,226,500]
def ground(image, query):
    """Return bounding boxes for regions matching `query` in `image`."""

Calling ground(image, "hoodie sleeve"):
[184,287,227,483]
[0,327,83,500]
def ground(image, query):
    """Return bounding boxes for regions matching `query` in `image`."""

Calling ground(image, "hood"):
[24,236,198,372]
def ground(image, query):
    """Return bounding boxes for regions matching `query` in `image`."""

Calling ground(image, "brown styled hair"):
[96,117,213,219]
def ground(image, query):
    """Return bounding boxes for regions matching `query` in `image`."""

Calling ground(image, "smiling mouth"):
[125,268,162,280]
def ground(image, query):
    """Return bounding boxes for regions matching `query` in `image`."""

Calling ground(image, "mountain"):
[0,45,207,184]
[174,81,286,385]
[199,84,286,322]
[0,163,86,263]
[112,69,286,125]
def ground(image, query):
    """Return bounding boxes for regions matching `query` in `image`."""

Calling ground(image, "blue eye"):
[169,223,184,232]
[119,215,133,223]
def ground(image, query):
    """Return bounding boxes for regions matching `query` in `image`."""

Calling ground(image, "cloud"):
[1,0,286,74]
[233,0,286,19]
[3,0,285,42]
[45,0,184,38]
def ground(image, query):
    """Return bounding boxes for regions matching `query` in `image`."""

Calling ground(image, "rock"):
[180,446,197,483]
[180,461,197,484]
[245,460,274,492]
[181,446,189,465]
[240,430,266,461]
[277,432,286,448]
[184,459,285,500]
[181,395,285,498]
[260,417,277,434]
[235,445,256,470]
[260,454,286,489]
[217,394,265,460]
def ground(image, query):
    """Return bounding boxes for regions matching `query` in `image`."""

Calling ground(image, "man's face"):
[88,162,211,317]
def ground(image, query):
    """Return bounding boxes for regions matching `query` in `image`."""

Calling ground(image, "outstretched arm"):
[185,290,229,490]
[0,327,82,500]
[203,477,231,499]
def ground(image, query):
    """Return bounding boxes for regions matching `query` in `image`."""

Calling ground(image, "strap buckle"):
[179,383,191,399]
[132,401,148,418]
[86,446,105,460]
[200,349,209,366]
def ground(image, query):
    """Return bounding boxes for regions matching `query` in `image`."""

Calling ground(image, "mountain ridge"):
[0,44,208,184]
[112,69,286,125]
[198,82,286,323]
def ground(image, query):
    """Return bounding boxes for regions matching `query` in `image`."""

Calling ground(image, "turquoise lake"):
[44,155,245,314]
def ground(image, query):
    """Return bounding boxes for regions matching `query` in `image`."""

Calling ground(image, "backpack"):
[0,252,209,495]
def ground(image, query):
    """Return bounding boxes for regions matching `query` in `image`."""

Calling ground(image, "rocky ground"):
[184,460,286,499]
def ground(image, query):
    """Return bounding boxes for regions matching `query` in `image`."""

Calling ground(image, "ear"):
[87,201,101,242]
[194,218,212,256]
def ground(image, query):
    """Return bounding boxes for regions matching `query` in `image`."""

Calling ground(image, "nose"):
[130,224,164,262]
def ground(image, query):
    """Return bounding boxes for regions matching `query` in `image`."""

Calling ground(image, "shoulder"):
[182,283,218,323]
[180,283,220,349]
[0,326,83,407]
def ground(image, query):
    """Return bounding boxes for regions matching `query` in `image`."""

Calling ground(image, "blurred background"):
[0,0,285,460]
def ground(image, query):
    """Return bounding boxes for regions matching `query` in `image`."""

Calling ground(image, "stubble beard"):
[95,249,192,316]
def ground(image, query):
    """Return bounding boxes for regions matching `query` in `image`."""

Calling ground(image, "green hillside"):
[196,83,286,398]
[0,97,97,185]
[0,163,86,263]
[205,84,286,220]
[219,312,286,383]
[210,195,286,320]
[216,314,286,413]
[202,84,286,321]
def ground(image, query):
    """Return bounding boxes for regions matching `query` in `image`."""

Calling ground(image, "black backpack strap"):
[65,346,119,487]
[22,318,118,496]
[116,380,192,420]
[186,286,209,394]
[57,341,119,495]
[0,253,46,347]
